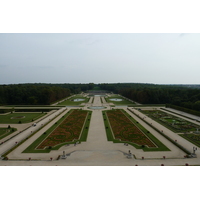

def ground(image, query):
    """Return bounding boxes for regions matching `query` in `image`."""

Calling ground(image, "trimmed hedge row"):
[166,104,200,117]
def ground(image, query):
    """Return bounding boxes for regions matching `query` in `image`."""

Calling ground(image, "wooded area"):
[0,83,94,105]
[99,83,200,112]
[1,83,200,113]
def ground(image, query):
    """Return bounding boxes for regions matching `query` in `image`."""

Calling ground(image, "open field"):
[0,112,46,124]
[140,110,200,133]
[103,109,170,151]
[23,109,91,153]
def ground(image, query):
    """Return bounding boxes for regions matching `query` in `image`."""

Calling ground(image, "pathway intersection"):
[0,95,200,165]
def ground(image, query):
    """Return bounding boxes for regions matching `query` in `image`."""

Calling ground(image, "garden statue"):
[193,147,197,154]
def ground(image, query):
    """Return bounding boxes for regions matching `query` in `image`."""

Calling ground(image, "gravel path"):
[1,96,200,165]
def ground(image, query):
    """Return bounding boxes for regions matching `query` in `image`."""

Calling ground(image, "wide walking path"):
[0,108,67,157]
[57,96,133,164]
[2,96,200,165]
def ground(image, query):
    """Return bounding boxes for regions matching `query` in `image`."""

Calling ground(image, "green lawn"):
[57,95,90,106]
[0,127,17,140]
[105,95,135,105]
[0,113,46,124]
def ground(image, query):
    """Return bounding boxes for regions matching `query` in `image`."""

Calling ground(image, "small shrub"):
[18,121,21,124]
[3,156,8,160]
[7,125,11,129]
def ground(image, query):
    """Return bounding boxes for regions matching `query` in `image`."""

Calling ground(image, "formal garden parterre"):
[180,133,200,148]
[140,110,200,133]
[23,109,92,153]
[103,109,170,151]
[139,109,200,149]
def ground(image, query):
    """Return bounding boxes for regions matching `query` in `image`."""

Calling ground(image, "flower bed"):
[106,110,156,147]
[141,110,200,132]
[180,133,200,147]
[36,110,88,149]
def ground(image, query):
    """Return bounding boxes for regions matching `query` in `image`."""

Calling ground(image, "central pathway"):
[2,95,198,166]
[62,96,129,164]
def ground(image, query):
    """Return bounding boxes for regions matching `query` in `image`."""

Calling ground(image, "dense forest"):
[1,82,200,113]
[98,83,200,112]
[0,83,94,105]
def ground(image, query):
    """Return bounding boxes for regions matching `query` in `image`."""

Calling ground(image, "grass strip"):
[141,109,200,133]
[102,109,170,151]
[0,128,17,140]
[128,108,191,155]
[161,108,200,122]
[121,109,170,151]
[1,109,67,158]
[57,95,90,106]
[23,109,92,153]
[179,134,200,148]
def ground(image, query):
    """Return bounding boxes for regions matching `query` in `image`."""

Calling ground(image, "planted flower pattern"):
[106,110,156,147]
[37,110,88,149]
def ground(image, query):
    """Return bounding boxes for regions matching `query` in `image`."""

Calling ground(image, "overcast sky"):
[0,33,200,85]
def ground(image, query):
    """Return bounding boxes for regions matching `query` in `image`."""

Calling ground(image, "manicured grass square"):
[0,113,46,124]
[57,95,90,106]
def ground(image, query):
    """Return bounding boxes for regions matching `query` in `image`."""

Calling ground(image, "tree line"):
[0,83,94,105]
[98,83,200,112]
[1,82,200,112]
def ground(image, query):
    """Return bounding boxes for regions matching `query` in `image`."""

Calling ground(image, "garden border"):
[103,109,169,151]
[22,109,92,153]
[127,108,192,155]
